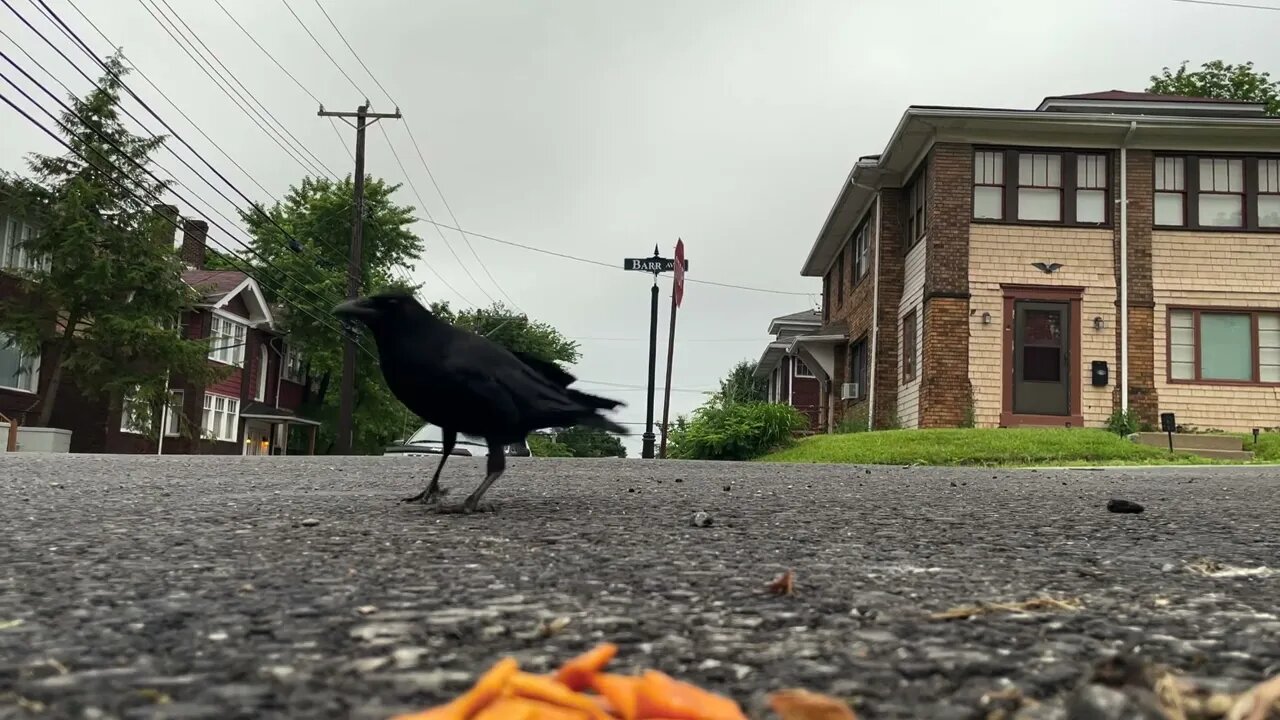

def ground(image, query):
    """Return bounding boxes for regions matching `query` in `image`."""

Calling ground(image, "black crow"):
[334,291,627,513]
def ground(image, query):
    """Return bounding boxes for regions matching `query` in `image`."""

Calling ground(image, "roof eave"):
[799,106,1280,277]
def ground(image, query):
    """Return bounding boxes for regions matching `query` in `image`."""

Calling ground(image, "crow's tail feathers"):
[566,388,625,412]
[575,411,629,436]
[564,389,628,435]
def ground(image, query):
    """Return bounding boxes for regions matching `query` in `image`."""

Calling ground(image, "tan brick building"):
[793,90,1280,433]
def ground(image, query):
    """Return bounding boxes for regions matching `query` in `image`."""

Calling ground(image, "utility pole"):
[318,102,402,454]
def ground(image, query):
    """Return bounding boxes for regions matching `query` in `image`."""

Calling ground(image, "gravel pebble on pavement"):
[0,455,1277,719]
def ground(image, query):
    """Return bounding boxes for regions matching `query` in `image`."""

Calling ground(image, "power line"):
[156,0,419,298]
[1170,0,1280,9]
[375,123,490,306]
[306,0,522,309]
[272,0,505,309]
[277,0,367,99]
[140,0,338,179]
[0,17,351,324]
[207,0,352,162]
[409,216,815,296]
[19,0,333,281]
[0,81,371,360]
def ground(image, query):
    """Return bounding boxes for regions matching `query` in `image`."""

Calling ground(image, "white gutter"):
[867,194,882,431]
[1119,120,1138,413]
[788,357,795,407]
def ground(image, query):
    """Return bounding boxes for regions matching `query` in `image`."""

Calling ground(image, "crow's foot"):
[400,487,448,505]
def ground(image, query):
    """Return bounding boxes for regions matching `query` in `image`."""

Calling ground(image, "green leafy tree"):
[714,359,768,406]
[527,432,573,457]
[430,301,580,366]
[228,174,424,454]
[552,424,626,458]
[1148,60,1280,115]
[0,52,222,430]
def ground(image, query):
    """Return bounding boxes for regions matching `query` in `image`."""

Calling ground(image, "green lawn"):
[758,428,1222,467]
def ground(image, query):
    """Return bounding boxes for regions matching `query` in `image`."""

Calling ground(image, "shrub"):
[1104,408,1140,436]
[667,402,807,460]
[527,433,573,457]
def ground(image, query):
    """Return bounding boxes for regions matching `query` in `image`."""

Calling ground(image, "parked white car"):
[383,423,531,458]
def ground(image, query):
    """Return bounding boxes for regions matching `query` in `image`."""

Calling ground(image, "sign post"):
[623,245,689,459]
[658,239,685,459]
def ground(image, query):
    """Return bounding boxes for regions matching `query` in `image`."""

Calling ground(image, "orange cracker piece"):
[554,643,619,691]
[588,674,641,720]
[634,670,747,720]
[472,697,590,720]
[505,672,613,720]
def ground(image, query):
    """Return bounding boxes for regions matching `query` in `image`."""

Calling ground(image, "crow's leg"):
[461,441,507,513]
[401,429,455,504]
[433,441,506,514]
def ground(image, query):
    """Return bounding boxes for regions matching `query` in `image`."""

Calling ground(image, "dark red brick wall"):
[826,204,878,426]
[873,188,905,428]
[920,143,973,427]
[1112,150,1158,426]
[181,219,208,269]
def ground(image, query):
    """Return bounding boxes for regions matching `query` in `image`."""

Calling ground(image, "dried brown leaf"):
[768,688,857,720]
[929,596,1082,621]
[766,569,795,596]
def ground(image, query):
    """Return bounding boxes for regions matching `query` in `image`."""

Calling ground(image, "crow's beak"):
[333,298,375,321]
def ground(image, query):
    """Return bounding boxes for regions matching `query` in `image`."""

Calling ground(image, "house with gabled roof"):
[1,201,320,454]
[752,308,824,431]
[794,89,1280,440]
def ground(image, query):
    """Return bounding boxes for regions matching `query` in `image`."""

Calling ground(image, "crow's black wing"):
[510,350,577,387]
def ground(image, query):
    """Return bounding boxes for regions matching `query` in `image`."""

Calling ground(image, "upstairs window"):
[209,315,246,367]
[973,149,1111,226]
[1154,153,1280,230]
[905,168,927,247]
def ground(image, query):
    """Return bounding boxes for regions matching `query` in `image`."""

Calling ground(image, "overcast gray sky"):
[0,0,1269,455]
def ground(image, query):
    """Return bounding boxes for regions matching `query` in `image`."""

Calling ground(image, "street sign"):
[623,256,689,274]
[673,238,685,308]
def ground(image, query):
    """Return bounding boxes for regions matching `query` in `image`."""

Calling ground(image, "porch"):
[238,402,322,456]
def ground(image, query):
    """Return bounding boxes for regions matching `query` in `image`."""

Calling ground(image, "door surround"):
[999,284,1084,428]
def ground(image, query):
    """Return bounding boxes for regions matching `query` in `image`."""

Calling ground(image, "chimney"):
[181,219,208,270]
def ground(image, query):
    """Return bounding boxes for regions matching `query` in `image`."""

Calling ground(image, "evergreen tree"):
[0,52,220,432]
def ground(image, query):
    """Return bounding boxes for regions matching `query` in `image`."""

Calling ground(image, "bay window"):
[1169,308,1280,384]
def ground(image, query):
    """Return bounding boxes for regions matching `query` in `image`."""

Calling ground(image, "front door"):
[244,421,272,456]
[1013,301,1070,416]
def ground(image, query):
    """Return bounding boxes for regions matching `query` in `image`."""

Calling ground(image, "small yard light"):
[1093,316,1105,331]
[1253,428,1260,446]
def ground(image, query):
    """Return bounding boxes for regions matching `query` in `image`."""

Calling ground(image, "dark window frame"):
[1166,305,1280,386]
[902,307,918,383]
[1151,151,1280,232]
[904,165,927,249]
[834,250,844,308]
[852,217,871,286]
[971,146,1113,228]
[794,358,815,378]
[1259,158,1280,229]
[847,336,868,402]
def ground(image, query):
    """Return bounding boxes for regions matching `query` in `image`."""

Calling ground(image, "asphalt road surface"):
[1,455,1277,720]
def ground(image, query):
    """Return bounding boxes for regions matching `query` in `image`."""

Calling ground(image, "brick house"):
[752,309,823,431]
[1,202,320,454]
[794,90,1280,433]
